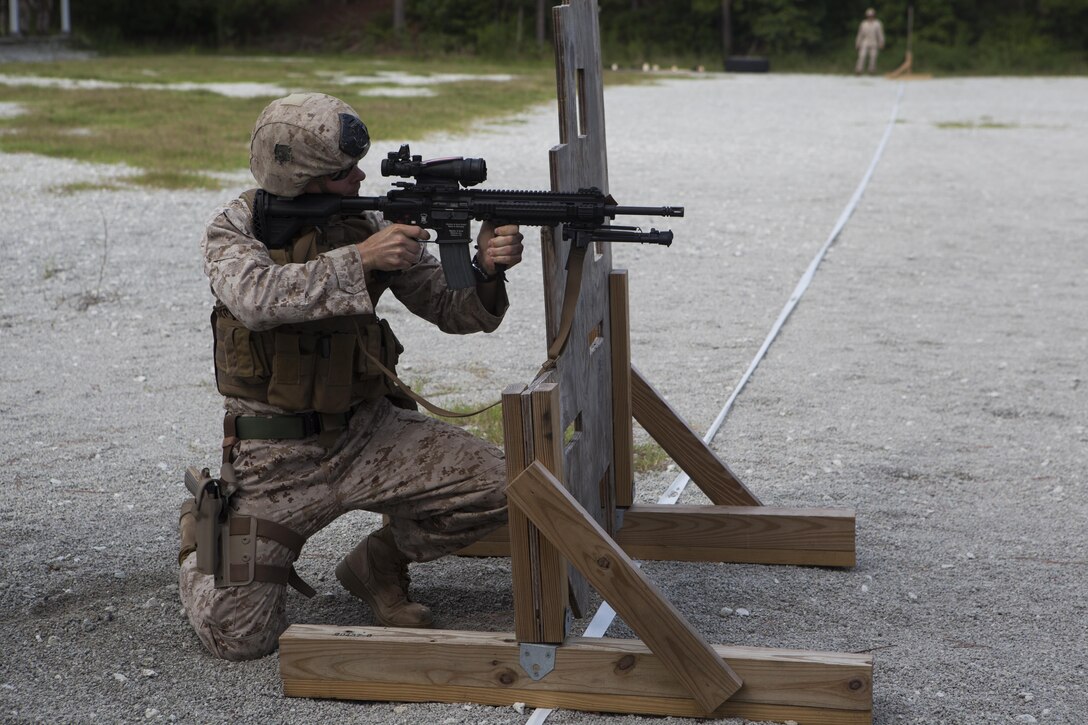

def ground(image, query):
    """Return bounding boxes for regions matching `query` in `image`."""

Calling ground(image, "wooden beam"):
[609,270,634,507]
[456,503,856,567]
[507,462,742,712]
[617,504,856,566]
[280,625,872,722]
[504,384,567,644]
[631,365,761,506]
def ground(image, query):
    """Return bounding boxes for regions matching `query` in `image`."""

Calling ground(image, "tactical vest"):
[211,191,405,414]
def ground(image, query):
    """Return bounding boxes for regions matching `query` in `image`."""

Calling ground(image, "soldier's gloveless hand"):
[476,222,525,275]
[355,224,431,273]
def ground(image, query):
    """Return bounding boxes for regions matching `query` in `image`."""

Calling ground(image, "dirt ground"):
[1,73,1085,724]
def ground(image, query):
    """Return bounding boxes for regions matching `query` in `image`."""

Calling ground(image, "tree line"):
[64,0,1088,73]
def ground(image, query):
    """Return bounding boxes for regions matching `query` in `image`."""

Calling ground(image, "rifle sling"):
[362,243,587,415]
[544,243,587,364]
[355,324,500,419]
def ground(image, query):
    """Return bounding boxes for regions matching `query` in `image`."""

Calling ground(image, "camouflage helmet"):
[250,92,371,197]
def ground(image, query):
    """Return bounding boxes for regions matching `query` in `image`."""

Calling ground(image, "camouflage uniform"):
[855,10,885,74]
[179,94,509,661]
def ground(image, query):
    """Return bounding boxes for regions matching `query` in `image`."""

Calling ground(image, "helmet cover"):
[250,92,370,197]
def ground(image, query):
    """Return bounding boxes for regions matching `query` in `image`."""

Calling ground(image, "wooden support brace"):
[504,384,567,643]
[456,503,855,567]
[507,461,743,713]
[280,626,873,723]
[610,270,634,507]
[631,365,761,506]
[616,504,856,567]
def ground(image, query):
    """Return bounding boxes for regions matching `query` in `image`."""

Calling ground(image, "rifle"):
[253,144,683,289]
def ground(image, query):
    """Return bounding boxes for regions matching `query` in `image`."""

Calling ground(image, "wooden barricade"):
[279,1,872,721]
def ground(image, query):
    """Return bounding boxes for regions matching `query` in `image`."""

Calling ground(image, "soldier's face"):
[306,164,366,196]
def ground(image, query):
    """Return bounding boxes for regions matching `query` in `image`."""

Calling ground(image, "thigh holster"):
[181,466,315,598]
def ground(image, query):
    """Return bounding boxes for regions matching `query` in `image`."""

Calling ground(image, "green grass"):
[0,52,644,189]
[434,402,671,475]
[935,119,1018,130]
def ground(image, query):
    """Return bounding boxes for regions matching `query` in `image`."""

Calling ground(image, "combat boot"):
[335,526,434,628]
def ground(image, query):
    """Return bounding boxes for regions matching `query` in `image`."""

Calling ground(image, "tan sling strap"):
[543,243,588,366]
[357,243,588,417]
[355,337,500,419]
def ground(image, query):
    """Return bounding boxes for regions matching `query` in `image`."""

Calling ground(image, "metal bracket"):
[519,643,557,681]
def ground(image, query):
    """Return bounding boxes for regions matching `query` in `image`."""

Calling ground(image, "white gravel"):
[1,73,1086,724]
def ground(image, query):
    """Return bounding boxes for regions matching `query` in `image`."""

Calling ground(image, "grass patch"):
[130,170,226,190]
[52,181,130,193]
[633,441,671,474]
[433,401,671,475]
[433,402,506,448]
[0,52,656,190]
[936,119,1018,130]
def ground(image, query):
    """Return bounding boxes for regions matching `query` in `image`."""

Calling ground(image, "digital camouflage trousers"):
[178,396,507,660]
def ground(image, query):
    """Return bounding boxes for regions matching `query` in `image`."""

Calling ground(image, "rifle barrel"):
[611,205,684,218]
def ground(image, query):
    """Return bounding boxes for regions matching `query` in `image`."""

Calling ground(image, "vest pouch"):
[355,323,384,381]
[378,318,404,368]
[311,334,355,414]
[266,332,315,411]
[214,314,270,383]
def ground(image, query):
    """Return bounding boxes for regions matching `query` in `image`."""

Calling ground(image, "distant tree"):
[722,0,732,57]
[394,0,406,31]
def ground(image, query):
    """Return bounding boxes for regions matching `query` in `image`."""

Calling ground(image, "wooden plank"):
[454,534,508,558]
[609,269,633,507]
[507,462,742,712]
[618,505,855,550]
[454,504,855,566]
[544,0,615,616]
[631,365,762,506]
[504,385,539,641]
[621,545,856,568]
[527,383,570,640]
[531,383,563,476]
[280,625,872,722]
[502,385,568,644]
[617,504,856,566]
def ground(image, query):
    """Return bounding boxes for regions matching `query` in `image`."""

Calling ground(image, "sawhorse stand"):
[278,1,873,721]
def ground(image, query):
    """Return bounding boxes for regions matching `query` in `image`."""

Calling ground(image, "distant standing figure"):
[855,8,885,75]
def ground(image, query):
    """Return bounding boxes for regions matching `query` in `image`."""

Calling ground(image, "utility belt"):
[231,409,353,441]
[178,465,315,598]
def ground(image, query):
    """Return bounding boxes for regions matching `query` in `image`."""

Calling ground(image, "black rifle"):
[253,144,682,289]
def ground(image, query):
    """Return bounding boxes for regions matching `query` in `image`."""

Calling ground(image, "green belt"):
[234,410,351,440]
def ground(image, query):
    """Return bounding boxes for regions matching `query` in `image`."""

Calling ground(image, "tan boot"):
[335,526,433,628]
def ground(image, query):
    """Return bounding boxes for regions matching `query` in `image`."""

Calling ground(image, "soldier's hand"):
[476,222,525,275]
[356,224,430,273]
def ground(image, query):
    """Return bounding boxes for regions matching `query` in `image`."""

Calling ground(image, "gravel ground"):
[1,73,1086,724]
